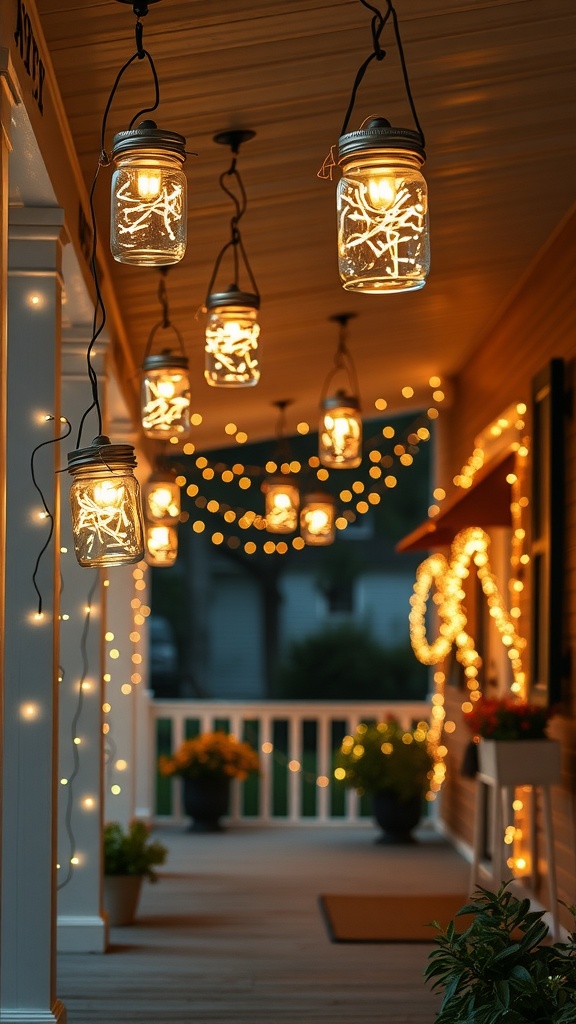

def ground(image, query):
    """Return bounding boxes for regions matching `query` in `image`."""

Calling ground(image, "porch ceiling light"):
[141,271,191,439]
[322,0,428,293]
[67,436,144,567]
[300,491,336,546]
[319,314,362,469]
[262,400,299,533]
[145,522,178,566]
[205,129,261,388]
[108,1,188,266]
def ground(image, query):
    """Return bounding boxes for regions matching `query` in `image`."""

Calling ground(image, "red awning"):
[396,451,516,553]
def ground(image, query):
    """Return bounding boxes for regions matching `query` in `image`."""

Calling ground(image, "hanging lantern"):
[143,471,181,525]
[319,314,363,468]
[204,129,261,388]
[110,120,187,266]
[262,475,299,534]
[337,119,429,293]
[67,435,144,567]
[141,273,191,439]
[300,492,336,546]
[145,523,178,567]
[205,290,260,387]
[319,390,362,469]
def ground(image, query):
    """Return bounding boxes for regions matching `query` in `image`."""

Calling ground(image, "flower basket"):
[477,738,561,786]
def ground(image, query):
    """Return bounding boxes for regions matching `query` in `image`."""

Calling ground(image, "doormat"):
[319,892,471,943]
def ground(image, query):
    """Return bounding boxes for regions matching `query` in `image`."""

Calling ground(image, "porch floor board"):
[58,823,470,1023]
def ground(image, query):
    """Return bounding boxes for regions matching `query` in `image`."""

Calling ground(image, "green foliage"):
[334,719,433,801]
[425,882,576,1023]
[103,820,168,883]
[274,622,427,700]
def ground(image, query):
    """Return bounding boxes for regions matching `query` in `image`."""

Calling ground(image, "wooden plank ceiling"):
[34,0,576,451]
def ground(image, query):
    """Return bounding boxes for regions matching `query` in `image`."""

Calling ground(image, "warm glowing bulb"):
[368,174,397,210]
[137,170,161,199]
[156,378,176,399]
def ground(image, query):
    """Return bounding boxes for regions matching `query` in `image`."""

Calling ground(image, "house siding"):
[436,207,576,921]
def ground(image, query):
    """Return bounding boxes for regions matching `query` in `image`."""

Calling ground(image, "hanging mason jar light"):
[338,118,428,293]
[111,119,187,266]
[143,470,181,524]
[319,0,428,293]
[319,314,363,469]
[145,522,178,566]
[262,476,300,534]
[204,129,261,388]
[141,271,191,439]
[67,436,145,567]
[300,491,336,546]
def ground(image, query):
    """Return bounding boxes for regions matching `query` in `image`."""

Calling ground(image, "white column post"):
[56,328,108,953]
[1,207,66,1024]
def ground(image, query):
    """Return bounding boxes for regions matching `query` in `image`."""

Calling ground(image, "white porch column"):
[0,207,66,1023]
[56,328,108,953]
[103,413,152,827]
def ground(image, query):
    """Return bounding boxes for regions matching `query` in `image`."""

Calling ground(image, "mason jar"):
[145,523,178,567]
[205,290,260,388]
[337,119,429,293]
[111,121,187,266]
[319,390,362,469]
[262,476,299,533]
[141,352,191,439]
[67,437,144,567]
[300,492,336,546]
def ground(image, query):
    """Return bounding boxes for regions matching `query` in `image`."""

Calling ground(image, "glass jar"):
[300,492,336,546]
[205,291,260,388]
[145,523,178,567]
[111,121,187,266]
[141,352,191,439]
[262,476,299,533]
[319,391,362,468]
[337,120,429,293]
[143,473,181,525]
[67,437,144,567]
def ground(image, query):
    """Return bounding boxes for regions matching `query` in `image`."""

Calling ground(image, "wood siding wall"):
[436,204,576,922]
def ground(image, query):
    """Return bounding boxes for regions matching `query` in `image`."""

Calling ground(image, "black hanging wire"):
[142,268,187,361]
[76,12,161,450]
[320,314,361,405]
[318,0,424,179]
[205,143,259,302]
[30,416,72,616]
[57,573,99,891]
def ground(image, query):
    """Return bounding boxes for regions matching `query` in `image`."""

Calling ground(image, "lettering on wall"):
[14,0,46,115]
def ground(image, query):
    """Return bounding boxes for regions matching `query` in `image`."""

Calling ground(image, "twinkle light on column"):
[300,491,336,546]
[67,436,144,567]
[320,0,429,293]
[141,271,191,439]
[205,129,260,387]
[319,314,362,469]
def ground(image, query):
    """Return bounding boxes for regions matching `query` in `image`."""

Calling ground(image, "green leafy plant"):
[425,882,576,1023]
[103,820,168,882]
[334,718,433,802]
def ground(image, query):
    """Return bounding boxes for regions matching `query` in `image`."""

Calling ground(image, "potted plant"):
[463,697,560,785]
[424,881,576,1023]
[103,819,168,926]
[334,717,434,843]
[159,730,260,831]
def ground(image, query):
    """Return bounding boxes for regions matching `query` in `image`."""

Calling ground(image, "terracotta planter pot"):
[103,874,143,926]
[477,739,561,786]
[183,776,231,832]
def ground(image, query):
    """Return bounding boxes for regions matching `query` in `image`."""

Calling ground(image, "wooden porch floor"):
[58,823,471,1023]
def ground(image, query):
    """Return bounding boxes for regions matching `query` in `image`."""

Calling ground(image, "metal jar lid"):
[321,390,361,412]
[67,435,138,472]
[112,120,187,162]
[142,350,189,372]
[206,289,260,311]
[338,118,425,164]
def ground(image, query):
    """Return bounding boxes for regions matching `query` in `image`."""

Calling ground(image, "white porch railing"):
[151,699,431,827]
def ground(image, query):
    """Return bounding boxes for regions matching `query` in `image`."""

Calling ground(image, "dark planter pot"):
[372,790,423,844]
[183,776,231,832]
